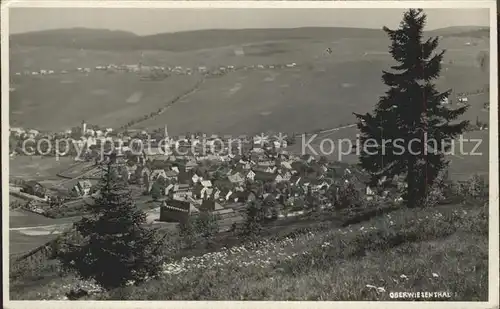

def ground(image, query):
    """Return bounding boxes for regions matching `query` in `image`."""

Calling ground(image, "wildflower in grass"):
[400,274,408,280]
[321,242,331,248]
[432,273,439,278]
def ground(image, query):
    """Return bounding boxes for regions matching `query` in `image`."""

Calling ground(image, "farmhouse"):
[228,172,245,185]
[22,181,47,199]
[171,184,193,200]
[185,160,198,171]
[245,170,256,181]
[165,183,175,196]
[365,186,376,200]
[195,186,214,199]
[134,166,150,183]
[165,170,178,180]
[73,180,93,197]
[159,198,199,223]
[254,171,281,183]
[280,170,292,182]
[440,97,450,105]
[201,180,212,188]
[27,129,40,137]
[280,161,293,170]
[191,173,203,184]
[199,199,224,212]
[150,169,167,181]
[10,127,25,137]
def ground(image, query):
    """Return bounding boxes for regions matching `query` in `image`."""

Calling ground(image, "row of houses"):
[13,61,301,79]
[134,142,397,223]
[154,160,395,224]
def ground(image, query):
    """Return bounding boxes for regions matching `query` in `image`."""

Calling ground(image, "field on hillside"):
[9,72,201,132]
[10,38,363,73]
[132,58,488,136]
[290,128,490,182]
[9,156,77,182]
[9,34,488,135]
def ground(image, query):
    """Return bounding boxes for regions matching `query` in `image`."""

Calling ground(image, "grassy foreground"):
[10,201,488,301]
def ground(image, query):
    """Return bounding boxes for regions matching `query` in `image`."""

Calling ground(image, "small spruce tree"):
[56,158,166,290]
[240,199,265,240]
[150,182,163,201]
[194,210,220,249]
[354,9,468,207]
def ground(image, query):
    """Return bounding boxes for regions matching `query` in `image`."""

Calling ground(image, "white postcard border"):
[1,1,498,308]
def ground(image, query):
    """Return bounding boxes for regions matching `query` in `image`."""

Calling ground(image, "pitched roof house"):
[280,171,292,182]
[159,198,199,223]
[201,180,212,188]
[199,199,224,212]
[191,173,203,184]
[245,170,256,181]
[227,172,244,184]
[280,161,293,170]
[165,183,175,195]
[22,181,46,199]
[165,170,178,179]
[185,160,198,170]
[254,171,279,183]
[73,180,92,196]
[289,175,302,187]
[150,169,167,181]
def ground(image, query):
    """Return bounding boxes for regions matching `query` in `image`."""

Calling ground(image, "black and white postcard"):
[2,1,498,308]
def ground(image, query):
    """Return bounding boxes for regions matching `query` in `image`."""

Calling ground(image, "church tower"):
[81,120,87,136]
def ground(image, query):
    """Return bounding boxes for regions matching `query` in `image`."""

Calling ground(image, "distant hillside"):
[445,28,490,38]
[9,28,138,48]
[9,26,489,52]
[9,27,385,51]
[431,26,490,38]
[130,27,387,51]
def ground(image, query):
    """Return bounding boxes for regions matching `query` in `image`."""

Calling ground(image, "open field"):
[132,58,488,136]
[9,209,80,255]
[9,26,488,70]
[9,156,77,182]
[10,72,201,132]
[9,32,488,134]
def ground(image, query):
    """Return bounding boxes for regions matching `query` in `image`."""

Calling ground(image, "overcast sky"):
[10,8,489,35]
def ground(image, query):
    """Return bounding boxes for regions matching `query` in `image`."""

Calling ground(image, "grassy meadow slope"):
[10,202,488,300]
[9,27,489,134]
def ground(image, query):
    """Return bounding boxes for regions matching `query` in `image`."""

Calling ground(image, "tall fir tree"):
[56,156,165,290]
[354,9,469,208]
